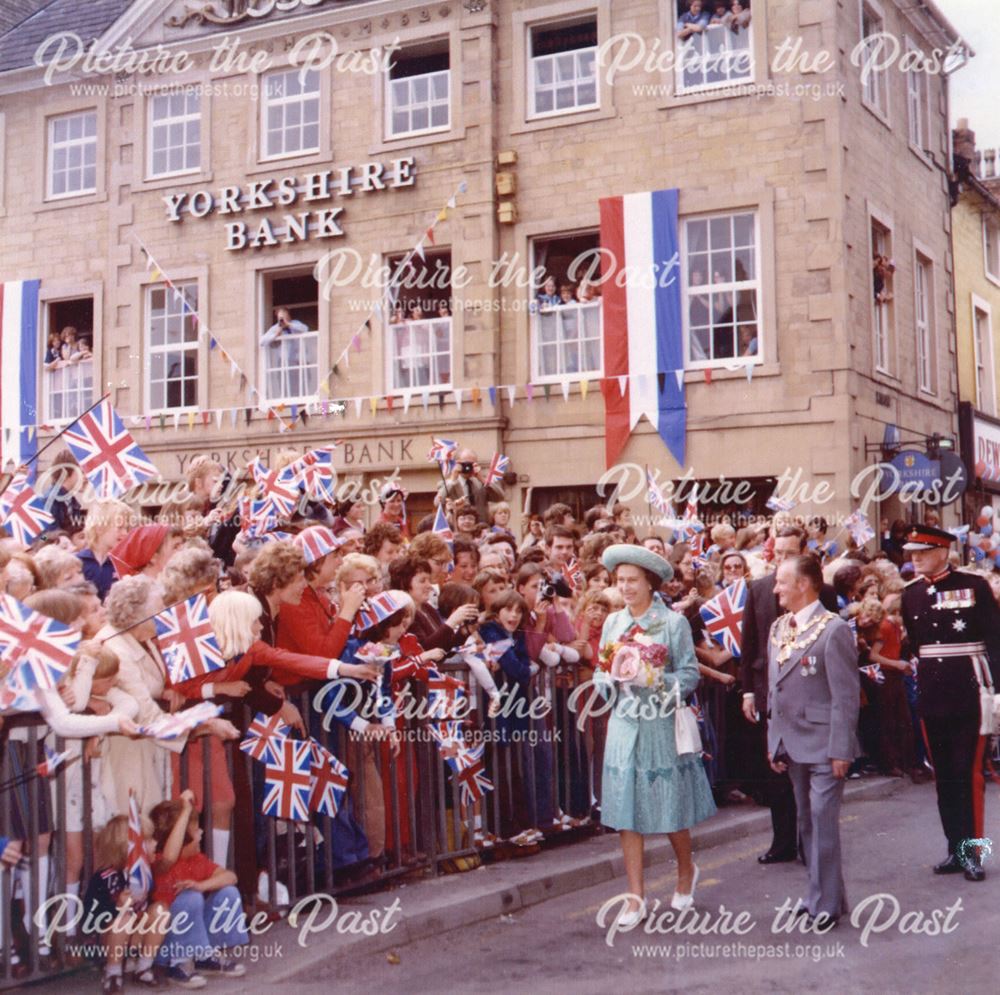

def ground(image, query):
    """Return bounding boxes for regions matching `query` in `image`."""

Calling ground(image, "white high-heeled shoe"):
[670,863,700,911]
[617,896,646,927]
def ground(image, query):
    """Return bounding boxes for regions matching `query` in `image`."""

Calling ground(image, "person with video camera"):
[436,448,505,523]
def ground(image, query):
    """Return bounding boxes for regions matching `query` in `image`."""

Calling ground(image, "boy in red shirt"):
[150,794,249,987]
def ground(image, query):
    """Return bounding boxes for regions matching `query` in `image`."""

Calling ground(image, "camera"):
[460,461,475,475]
[539,574,573,601]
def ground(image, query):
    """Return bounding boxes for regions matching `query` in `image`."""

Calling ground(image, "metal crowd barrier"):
[0,660,601,987]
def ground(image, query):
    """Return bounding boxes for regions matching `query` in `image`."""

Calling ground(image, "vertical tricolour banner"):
[0,280,41,468]
[599,189,685,469]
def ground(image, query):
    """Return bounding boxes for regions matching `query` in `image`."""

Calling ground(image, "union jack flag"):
[844,510,876,546]
[564,555,584,594]
[254,531,294,545]
[699,579,747,658]
[483,452,510,488]
[239,711,292,765]
[453,743,492,805]
[154,594,226,685]
[262,738,313,821]
[126,790,152,901]
[646,467,672,516]
[289,446,338,503]
[137,702,222,740]
[426,667,468,720]
[253,459,301,521]
[427,437,458,468]
[766,492,798,514]
[62,398,159,499]
[0,471,54,546]
[238,496,279,539]
[432,503,454,547]
[860,663,885,684]
[36,744,73,778]
[0,595,80,706]
[353,592,404,633]
[308,739,349,817]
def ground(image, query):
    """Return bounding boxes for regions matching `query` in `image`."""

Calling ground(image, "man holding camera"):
[436,448,504,522]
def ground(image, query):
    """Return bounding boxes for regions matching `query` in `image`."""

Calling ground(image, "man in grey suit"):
[767,555,860,928]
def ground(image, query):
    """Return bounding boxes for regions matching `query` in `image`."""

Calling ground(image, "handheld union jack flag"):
[564,555,584,595]
[427,437,458,470]
[239,711,292,765]
[308,739,349,817]
[699,579,747,658]
[137,702,222,740]
[860,663,885,684]
[289,446,338,503]
[452,742,492,805]
[432,503,454,547]
[36,744,73,778]
[0,595,80,707]
[251,458,301,521]
[154,594,226,685]
[483,452,510,488]
[0,471,55,546]
[262,738,313,821]
[63,398,159,499]
[844,510,876,546]
[645,467,672,516]
[126,790,152,901]
[766,491,798,514]
[238,496,279,539]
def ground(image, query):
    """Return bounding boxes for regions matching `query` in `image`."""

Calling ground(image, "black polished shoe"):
[932,854,963,875]
[758,849,797,865]
[807,913,839,932]
[959,852,985,882]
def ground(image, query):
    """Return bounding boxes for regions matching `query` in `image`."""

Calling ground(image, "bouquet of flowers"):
[598,624,669,690]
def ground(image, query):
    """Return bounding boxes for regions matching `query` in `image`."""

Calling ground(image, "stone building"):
[0,0,969,532]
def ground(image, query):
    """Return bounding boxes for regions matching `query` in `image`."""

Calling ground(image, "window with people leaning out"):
[387,42,450,139]
[386,249,452,391]
[532,232,602,382]
[684,211,759,367]
[529,17,598,118]
[674,0,753,93]
[43,297,94,422]
[260,269,319,403]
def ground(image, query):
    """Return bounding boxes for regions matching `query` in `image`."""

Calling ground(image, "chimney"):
[953,118,976,174]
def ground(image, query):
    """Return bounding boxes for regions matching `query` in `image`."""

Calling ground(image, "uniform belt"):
[918,641,987,658]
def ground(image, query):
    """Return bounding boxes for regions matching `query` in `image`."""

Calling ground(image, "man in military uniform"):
[900,523,1000,881]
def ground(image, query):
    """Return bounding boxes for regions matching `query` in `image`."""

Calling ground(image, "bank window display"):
[673,0,753,94]
[261,68,320,160]
[148,89,201,178]
[47,109,97,199]
[43,297,94,422]
[683,212,759,367]
[385,250,452,390]
[387,44,450,139]
[147,282,199,412]
[529,17,598,118]
[914,253,935,394]
[859,1,889,119]
[984,216,1000,283]
[530,231,603,382]
[973,303,996,416]
[261,269,319,402]
[871,219,894,374]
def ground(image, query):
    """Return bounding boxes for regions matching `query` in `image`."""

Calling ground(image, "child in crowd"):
[44,332,62,368]
[150,792,248,986]
[489,502,512,534]
[83,812,169,993]
[536,276,560,309]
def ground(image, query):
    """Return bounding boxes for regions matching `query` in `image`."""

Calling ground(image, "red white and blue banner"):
[599,189,685,469]
[0,280,41,468]
[699,579,747,658]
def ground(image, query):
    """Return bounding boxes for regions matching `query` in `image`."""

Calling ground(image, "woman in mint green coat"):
[596,545,716,924]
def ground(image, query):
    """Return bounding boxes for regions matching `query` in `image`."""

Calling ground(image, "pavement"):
[21,774,913,993]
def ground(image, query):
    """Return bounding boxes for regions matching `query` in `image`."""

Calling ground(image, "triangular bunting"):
[487,386,497,407]
[215,409,224,428]
[745,363,755,383]
[505,385,516,405]
[617,375,628,398]
[704,369,713,385]
[453,389,463,411]
[421,390,430,411]
[561,381,570,402]
[369,396,378,416]
[354,397,364,419]
[580,379,589,400]
[526,383,535,402]
[675,370,684,390]
[470,386,481,404]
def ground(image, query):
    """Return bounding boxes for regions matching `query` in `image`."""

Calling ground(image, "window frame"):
[858,0,890,125]
[680,209,762,371]
[913,249,935,395]
[868,209,896,377]
[527,21,600,121]
[671,3,756,97]
[904,38,930,159]
[385,61,451,140]
[983,215,1000,287]
[46,109,98,201]
[385,316,454,391]
[972,295,996,417]
[259,67,322,163]
[146,89,202,181]
[40,291,100,426]
[258,267,321,406]
[145,281,201,415]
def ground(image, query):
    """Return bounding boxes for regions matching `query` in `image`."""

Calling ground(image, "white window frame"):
[530,300,604,383]
[905,39,929,155]
[681,210,761,370]
[260,270,320,405]
[972,296,996,417]
[859,1,889,122]
[147,89,201,180]
[260,68,321,162]
[528,19,599,120]
[913,251,934,394]
[146,282,200,414]
[870,216,893,375]
[385,316,453,391]
[386,66,450,140]
[984,215,1000,286]
[673,10,754,96]
[46,110,98,200]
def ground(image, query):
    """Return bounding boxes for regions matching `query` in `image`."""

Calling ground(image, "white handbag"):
[675,703,703,755]
[972,657,1000,737]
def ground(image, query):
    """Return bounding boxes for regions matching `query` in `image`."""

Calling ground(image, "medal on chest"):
[772,612,833,666]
